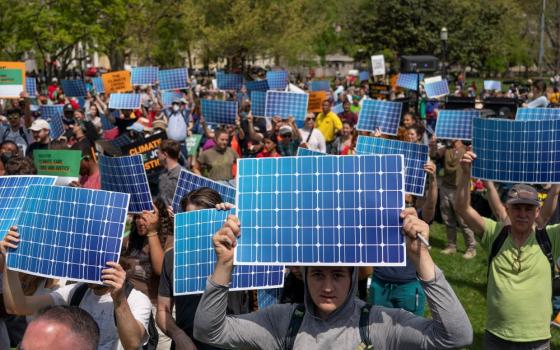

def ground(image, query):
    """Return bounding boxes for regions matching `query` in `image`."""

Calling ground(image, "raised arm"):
[420,160,438,223]
[483,181,508,223]
[537,184,560,227]
[454,151,486,236]
[142,209,164,276]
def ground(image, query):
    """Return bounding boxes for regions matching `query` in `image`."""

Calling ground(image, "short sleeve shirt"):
[197,147,238,181]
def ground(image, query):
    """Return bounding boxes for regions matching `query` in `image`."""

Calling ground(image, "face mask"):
[0,152,14,164]
[172,105,180,112]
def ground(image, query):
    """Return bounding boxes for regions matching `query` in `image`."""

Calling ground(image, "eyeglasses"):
[7,115,20,120]
[512,248,522,274]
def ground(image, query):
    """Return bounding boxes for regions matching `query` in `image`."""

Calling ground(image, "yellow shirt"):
[315,111,342,142]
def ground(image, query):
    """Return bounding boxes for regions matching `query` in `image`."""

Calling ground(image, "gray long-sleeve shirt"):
[193,267,472,350]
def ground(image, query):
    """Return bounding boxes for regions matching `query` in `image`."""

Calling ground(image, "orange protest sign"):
[0,61,26,98]
[307,91,327,113]
[102,70,132,93]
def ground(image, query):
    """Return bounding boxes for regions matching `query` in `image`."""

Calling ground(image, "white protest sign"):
[371,55,385,76]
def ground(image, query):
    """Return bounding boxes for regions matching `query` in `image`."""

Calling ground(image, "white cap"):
[29,119,51,131]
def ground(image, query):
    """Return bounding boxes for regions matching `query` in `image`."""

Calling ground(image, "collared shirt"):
[315,111,343,142]
[158,164,183,206]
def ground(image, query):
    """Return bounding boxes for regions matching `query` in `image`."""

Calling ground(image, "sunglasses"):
[512,248,523,274]
[7,115,20,120]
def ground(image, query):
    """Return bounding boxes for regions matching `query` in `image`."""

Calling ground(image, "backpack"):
[488,225,560,295]
[69,281,159,350]
[283,303,373,350]
[2,126,29,146]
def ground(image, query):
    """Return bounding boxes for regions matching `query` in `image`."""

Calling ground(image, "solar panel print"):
[359,71,370,82]
[174,209,285,295]
[108,133,132,148]
[98,155,154,213]
[6,185,129,284]
[108,93,142,110]
[99,115,114,131]
[26,78,37,96]
[484,80,501,91]
[39,105,65,140]
[309,80,331,92]
[472,117,560,183]
[397,73,422,91]
[264,91,309,121]
[159,68,189,91]
[201,99,238,125]
[250,91,266,116]
[131,66,159,86]
[0,176,57,239]
[435,110,480,141]
[296,147,326,156]
[171,169,236,214]
[61,79,87,97]
[355,136,428,196]
[216,72,244,90]
[424,79,449,99]
[92,77,105,94]
[246,80,269,92]
[356,99,402,135]
[234,154,406,266]
[162,91,183,107]
[257,288,282,309]
[266,70,289,90]
[516,108,560,121]
[332,103,344,115]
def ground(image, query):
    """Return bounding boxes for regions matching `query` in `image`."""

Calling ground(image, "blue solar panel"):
[309,80,331,92]
[257,288,282,309]
[159,68,189,91]
[92,77,105,94]
[201,99,238,125]
[516,108,560,121]
[355,136,428,196]
[162,91,183,107]
[332,103,344,115]
[108,133,132,148]
[108,93,142,110]
[484,80,501,91]
[434,110,480,141]
[60,79,87,97]
[6,185,129,284]
[39,105,65,140]
[98,155,154,213]
[397,73,423,91]
[424,79,449,99]
[216,72,244,90]
[234,155,406,266]
[99,114,114,131]
[266,71,289,90]
[472,118,560,183]
[26,78,37,96]
[359,71,370,82]
[171,169,236,214]
[250,91,266,116]
[296,147,325,156]
[0,176,57,239]
[131,66,159,86]
[356,99,402,135]
[246,80,269,92]
[264,91,308,121]
[174,209,285,295]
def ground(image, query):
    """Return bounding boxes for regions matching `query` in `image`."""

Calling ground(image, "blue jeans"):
[368,276,426,316]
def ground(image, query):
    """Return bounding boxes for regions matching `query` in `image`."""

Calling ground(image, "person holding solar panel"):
[192,211,473,349]
[455,150,560,349]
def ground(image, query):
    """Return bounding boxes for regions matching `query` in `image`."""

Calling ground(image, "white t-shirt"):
[299,128,326,153]
[50,284,151,350]
[167,112,188,142]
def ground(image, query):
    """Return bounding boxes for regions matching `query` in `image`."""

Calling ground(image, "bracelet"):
[147,232,158,237]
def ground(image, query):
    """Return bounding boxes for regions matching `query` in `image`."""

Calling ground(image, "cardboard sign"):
[0,62,25,98]
[102,70,132,93]
[121,132,167,175]
[371,55,385,76]
[185,134,203,156]
[33,150,81,177]
[307,91,328,113]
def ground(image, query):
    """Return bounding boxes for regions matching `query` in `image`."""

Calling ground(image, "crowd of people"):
[0,69,559,350]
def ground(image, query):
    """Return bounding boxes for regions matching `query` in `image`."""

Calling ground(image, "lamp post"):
[440,27,448,80]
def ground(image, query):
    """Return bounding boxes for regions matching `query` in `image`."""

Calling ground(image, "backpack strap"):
[69,283,89,307]
[487,225,511,278]
[358,304,373,349]
[283,304,305,350]
[535,227,555,280]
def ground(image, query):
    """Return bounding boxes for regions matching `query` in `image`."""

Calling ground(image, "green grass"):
[428,222,560,349]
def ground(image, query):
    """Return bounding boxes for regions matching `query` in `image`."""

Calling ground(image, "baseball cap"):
[63,103,74,113]
[279,125,292,136]
[126,122,145,133]
[152,119,168,130]
[506,184,540,207]
[29,119,51,131]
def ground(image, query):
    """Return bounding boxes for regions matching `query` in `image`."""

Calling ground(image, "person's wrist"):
[147,231,158,238]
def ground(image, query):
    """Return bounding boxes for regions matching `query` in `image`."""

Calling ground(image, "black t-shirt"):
[159,250,221,350]
[26,142,49,158]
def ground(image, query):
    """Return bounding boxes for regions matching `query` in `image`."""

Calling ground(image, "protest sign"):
[121,132,167,176]
[0,62,25,98]
[102,70,133,93]
[33,150,81,185]
[185,134,203,156]
[307,91,328,113]
[371,55,385,76]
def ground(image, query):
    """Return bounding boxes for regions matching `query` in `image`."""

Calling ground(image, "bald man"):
[20,305,99,350]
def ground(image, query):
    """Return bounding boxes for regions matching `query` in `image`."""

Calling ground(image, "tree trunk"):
[109,48,126,70]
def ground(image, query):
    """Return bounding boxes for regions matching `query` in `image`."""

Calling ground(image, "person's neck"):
[166,158,179,170]
[510,226,533,247]
[10,124,19,131]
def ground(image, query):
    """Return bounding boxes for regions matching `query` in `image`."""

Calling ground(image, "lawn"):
[428,222,560,349]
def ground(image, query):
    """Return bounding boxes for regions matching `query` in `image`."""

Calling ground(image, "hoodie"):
[193,266,472,349]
